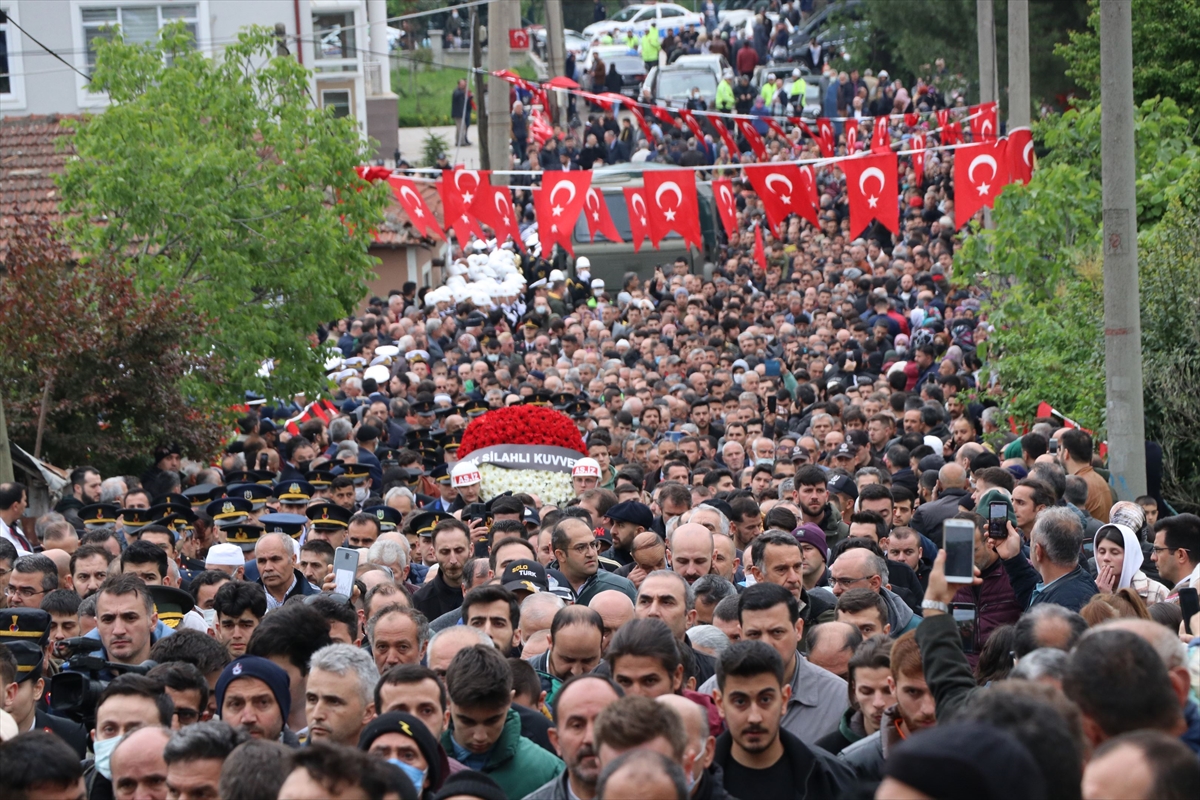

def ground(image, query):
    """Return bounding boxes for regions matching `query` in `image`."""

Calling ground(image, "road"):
[396,125,482,169]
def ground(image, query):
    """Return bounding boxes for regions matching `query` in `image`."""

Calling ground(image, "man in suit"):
[604,130,629,164]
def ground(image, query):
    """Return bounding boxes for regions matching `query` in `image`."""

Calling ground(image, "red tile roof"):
[0,114,81,261]
[372,179,443,248]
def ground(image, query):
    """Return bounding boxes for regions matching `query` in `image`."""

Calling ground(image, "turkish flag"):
[944,121,964,146]
[712,177,739,238]
[817,118,835,157]
[627,103,656,142]
[644,170,702,250]
[582,186,623,243]
[536,172,591,256]
[472,182,523,248]
[910,133,927,187]
[954,139,1009,229]
[440,168,489,244]
[745,163,810,236]
[710,115,740,158]
[736,118,768,160]
[871,116,891,154]
[754,223,767,270]
[649,105,679,130]
[388,176,445,240]
[677,108,706,143]
[845,119,859,152]
[1008,126,1035,185]
[796,163,820,227]
[969,101,999,141]
[355,165,392,182]
[904,113,919,128]
[509,28,529,50]
[841,151,899,238]
[623,186,652,253]
[765,116,789,140]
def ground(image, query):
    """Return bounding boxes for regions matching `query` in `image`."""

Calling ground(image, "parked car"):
[716,0,778,35]
[643,65,720,108]
[582,43,639,75]
[671,54,733,84]
[565,163,720,286]
[582,3,704,40]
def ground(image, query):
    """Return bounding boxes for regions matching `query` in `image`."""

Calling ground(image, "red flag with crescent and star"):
[841,151,899,238]
[622,186,652,253]
[712,177,739,238]
[440,168,489,244]
[745,163,814,237]
[736,118,768,160]
[678,108,706,143]
[954,139,1010,229]
[709,115,741,158]
[649,105,680,130]
[1007,127,1035,185]
[387,176,444,240]
[472,182,523,248]
[910,133,927,187]
[816,117,835,157]
[754,222,768,270]
[643,170,702,250]
[969,101,999,141]
[871,116,891,154]
[582,186,623,243]
[627,103,656,142]
[844,118,859,152]
[535,172,591,256]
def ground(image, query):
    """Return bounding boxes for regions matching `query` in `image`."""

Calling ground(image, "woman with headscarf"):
[1093,522,1170,604]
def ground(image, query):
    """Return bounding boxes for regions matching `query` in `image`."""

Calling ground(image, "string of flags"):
[357,94,1036,250]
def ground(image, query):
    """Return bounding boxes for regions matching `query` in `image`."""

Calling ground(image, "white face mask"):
[93,734,123,780]
[536,304,549,314]
[202,608,217,629]
[354,486,369,503]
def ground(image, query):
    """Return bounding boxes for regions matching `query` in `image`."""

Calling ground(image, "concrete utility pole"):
[471,9,489,169]
[487,0,515,181]
[1007,0,1030,128]
[545,0,567,126]
[0,393,13,483]
[976,0,997,106]
[1099,0,1147,499]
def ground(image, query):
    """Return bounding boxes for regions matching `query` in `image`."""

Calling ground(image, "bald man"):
[910,462,973,546]
[668,523,715,585]
[588,590,635,655]
[111,725,172,800]
[658,695,717,795]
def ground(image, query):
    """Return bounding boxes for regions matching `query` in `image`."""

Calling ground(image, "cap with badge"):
[563,400,590,420]
[147,585,195,629]
[79,503,120,527]
[182,484,221,510]
[791,444,812,463]
[363,506,401,532]
[831,442,857,461]
[306,503,351,530]
[120,507,156,530]
[827,473,858,502]
[409,510,453,539]
[206,497,254,527]
[450,460,482,488]
[306,469,335,488]
[461,399,490,418]
[224,521,265,551]
[410,401,438,417]
[429,464,452,486]
[501,560,549,596]
[227,483,272,510]
[603,500,654,530]
[0,608,51,649]
[341,464,371,485]
[3,641,46,683]
[259,513,308,540]
[273,481,314,508]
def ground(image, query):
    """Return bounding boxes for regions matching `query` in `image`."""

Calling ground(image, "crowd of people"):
[3,4,1200,800]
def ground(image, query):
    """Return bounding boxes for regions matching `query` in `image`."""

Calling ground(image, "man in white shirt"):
[0,482,33,556]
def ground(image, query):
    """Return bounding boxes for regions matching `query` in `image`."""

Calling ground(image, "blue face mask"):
[93,734,123,780]
[388,759,427,792]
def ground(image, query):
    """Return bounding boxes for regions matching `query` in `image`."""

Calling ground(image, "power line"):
[0,10,91,81]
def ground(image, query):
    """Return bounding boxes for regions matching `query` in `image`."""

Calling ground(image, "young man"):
[412,520,471,620]
[460,584,521,653]
[215,655,294,744]
[836,588,892,638]
[212,580,267,658]
[605,618,683,699]
[90,675,175,797]
[838,630,936,782]
[0,638,89,757]
[440,644,563,797]
[552,517,637,606]
[374,664,452,744]
[70,544,113,598]
[163,719,249,800]
[815,636,894,755]
[712,641,853,798]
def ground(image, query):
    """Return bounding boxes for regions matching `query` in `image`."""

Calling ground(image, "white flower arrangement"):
[479,463,573,507]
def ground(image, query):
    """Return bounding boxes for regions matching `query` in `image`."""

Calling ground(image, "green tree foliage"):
[57,24,388,405]
[1056,0,1200,115]
[0,218,228,474]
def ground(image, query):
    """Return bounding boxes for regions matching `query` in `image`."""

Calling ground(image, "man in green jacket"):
[552,517,638,605]
[715,74,736,113]
[441,644,564,798]
[640,21,661,72]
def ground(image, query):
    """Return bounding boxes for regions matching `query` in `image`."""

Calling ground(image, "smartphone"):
[258,453,269,470]
[942,519,976,584]
[988,501,1008,540]
[1048,438,1059,454]
[764,359,781,377]
[951,602,978,654]
[663,430,684,443]
[333,547,359,597]
[1180,588,1200,635]
[767,395,778,414]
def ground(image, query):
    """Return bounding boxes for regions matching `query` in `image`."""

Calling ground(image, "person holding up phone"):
[946,511,1022,665]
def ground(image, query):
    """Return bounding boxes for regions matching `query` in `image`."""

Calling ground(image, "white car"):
[582,3,704,40]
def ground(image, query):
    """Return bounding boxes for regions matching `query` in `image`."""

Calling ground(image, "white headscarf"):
[1094,523,1143,590]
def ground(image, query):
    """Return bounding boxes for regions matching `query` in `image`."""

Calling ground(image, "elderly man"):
[829,547,920,637]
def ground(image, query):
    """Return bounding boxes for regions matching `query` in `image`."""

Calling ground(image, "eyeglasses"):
[4,584,45,601]
[830,575,872,589]
[1150,545,1173,555]
[571,541,601,554]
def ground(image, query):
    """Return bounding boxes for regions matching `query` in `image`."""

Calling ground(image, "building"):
[0,0,398,160]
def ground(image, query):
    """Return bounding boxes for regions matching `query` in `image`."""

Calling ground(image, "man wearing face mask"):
[569,258,593,307]
[86,674,175,800]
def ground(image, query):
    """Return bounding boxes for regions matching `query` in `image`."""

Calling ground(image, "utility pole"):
[471,9,489,169]
[976,0,997,106]
[1100,0,1147,499]
[1007,0,1030,129]
[544,0,567,127]
[0,392,13,483]
[487,0,515,181]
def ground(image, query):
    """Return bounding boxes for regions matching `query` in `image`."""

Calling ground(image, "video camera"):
[48,637,156,728]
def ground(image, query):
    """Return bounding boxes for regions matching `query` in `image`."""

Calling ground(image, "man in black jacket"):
[712,641,853,799]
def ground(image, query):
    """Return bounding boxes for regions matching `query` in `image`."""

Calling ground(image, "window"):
[322,89,351,118]
[314,12,356,61]
[1,3,26,108]
[81,4,198,72]
[0,13,11,95]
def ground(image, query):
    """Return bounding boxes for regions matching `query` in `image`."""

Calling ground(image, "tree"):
[1056,0,1200,116]
[57,24,389,405]
[0,217,228,475]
